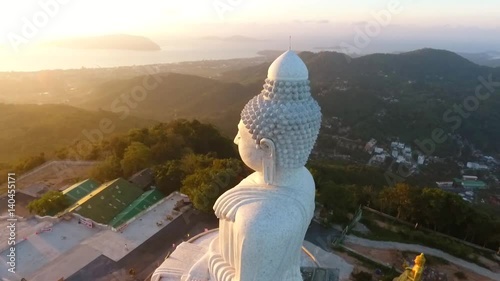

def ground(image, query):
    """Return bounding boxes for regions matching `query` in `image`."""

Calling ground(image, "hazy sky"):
[0,0,499,53]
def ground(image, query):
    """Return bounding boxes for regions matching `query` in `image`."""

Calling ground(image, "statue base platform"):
[151,229,338,281]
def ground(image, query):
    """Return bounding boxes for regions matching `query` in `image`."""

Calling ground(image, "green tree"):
[167,119,236,158]
[90,155,122,182]
[377,183,413,219]
[27,190,69,216]
[128,127,151,145]
[316,181,357,224]
[415,188,449,230]
[150,134,187,163]
[15,153,46,173]
[180,153,215,175]
[181,158,243,212]
[154,160,185,195]
[83,145,100,160]
[121,142,152,177]
[106,136,129,159]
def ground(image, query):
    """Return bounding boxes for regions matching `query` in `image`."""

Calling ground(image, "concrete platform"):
[151,230,337,281]
[0,192,191,281]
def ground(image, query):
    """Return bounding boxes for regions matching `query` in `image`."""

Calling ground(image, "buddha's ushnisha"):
[187,50,321,281]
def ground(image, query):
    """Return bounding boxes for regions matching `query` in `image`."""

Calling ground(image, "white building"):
[392,150,398,158]
[417,155,425,165]
[463,175,478,181]
[364,138,377,153]
[373,154,386,163]
[466,162,489,170]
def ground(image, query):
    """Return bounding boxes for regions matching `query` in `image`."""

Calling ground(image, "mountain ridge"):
[3,48,500,164]
[0,103,155,163]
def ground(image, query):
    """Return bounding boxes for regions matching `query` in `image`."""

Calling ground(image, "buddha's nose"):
[234,133,240,145]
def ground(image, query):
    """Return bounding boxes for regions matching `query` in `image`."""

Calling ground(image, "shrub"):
[454,271,467,280]
[352,271,372,281]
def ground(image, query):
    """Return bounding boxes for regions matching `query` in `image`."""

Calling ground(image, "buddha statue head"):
[234,50,322,184]
[414,253,426,266]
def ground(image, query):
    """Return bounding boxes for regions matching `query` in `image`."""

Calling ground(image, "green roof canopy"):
[453,178,487,189]
[461,180,487,188]
[62,179,100,204]
[70,178,143,224]
[109,189,165,228]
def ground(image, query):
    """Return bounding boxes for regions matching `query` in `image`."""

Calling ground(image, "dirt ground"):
[333,250,390,281]
[345,242,496,281]
[16,161,96,193]
[0,192,36,217]
[0,161,96,195]
[0,161,97,217]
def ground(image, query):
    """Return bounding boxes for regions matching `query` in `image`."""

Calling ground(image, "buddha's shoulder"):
[286,167,316,194]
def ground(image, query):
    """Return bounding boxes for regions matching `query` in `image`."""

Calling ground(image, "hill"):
[459,51,500,68]
[13,48,499,160]
[76,73,262,136]
[221,48,500,155]
[0,103,155,164]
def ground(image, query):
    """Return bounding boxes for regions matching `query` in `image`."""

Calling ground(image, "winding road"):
[345,235,500,281]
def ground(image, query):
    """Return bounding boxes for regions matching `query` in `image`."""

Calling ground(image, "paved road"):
[346,235,500,281]
[67,208,218,281]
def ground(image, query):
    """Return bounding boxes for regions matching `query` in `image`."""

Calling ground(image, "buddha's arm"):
[185,252,210,281]
[234,203,304,281]
[237,228,287,281]
[413,268,423,281]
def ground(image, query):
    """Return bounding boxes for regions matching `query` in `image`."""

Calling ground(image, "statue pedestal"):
[151,229,326,281]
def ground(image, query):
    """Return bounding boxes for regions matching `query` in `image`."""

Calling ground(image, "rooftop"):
[62,178,100,204]
[453,178,487,189]
[108,189,165,228]
[67,178,143,224]
[129,168,155,190]
[0,192,191,281]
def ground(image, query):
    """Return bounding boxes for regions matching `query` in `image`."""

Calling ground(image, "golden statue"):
[393,253,426,281]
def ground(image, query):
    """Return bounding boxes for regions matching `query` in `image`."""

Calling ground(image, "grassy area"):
[355,216,492,270]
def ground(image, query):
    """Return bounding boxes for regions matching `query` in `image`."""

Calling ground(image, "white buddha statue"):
[186,50,322,281]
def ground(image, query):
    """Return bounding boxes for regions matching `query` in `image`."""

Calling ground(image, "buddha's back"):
[208,168,316,281]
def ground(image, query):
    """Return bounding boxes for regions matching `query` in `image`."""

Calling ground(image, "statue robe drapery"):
[208,171,315,281]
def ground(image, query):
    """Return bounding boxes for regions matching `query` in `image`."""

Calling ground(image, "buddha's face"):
[234,120,265,172]
[414,255,424,265]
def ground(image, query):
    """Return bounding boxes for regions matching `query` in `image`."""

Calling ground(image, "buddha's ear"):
[259,138,275,158]
[259,138,276,185]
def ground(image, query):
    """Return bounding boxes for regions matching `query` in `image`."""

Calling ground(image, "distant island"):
[201,35,265,42]
[49,34,161,51]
